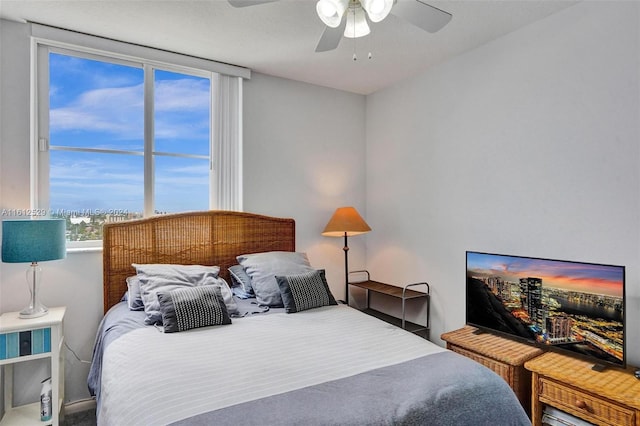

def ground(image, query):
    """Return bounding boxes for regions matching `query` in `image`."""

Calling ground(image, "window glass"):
[153,69,211,214]
[154,69,210,156]
[49,53,144,151]
[49,150,144,214]
[47,52,213,243]
[154,156,209,214]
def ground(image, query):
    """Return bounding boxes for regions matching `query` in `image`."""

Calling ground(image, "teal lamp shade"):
[2,219,67,318]
[2,219,67,263]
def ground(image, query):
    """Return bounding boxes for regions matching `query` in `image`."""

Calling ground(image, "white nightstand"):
[0,307,65,426]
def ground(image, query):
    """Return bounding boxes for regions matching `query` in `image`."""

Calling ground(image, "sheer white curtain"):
[212,74,243,211]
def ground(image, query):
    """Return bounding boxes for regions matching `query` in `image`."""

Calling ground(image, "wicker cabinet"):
[441,326,543,415]
[525,352,640,426]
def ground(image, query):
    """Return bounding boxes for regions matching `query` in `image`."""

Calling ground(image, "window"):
[44,50,211,242]
[48,52,146,227]
[33,25,246,246]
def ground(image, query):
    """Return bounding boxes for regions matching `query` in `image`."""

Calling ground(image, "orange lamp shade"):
[322,207,371,237]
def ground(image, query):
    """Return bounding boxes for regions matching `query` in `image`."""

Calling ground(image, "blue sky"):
[467,252,624,298]
[49,53,210,213]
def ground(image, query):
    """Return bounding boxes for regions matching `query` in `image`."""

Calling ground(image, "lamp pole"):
[343,232,350,305]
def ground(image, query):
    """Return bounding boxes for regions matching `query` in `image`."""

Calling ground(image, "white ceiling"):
[0,0,578,95]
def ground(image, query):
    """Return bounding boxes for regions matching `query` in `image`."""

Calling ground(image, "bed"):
[88,210,530,425]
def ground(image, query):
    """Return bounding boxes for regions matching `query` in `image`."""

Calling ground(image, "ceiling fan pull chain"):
[353,38,357,61]
[352,7,357,61]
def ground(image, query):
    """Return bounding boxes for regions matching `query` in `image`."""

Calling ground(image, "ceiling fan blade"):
[391,0,452,33]
[315,19,347,52]
[228,0,278,7]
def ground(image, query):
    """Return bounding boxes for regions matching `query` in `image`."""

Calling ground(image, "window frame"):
[31,25,246,249]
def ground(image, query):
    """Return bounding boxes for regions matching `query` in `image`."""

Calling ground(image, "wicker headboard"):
[102,210,295,313]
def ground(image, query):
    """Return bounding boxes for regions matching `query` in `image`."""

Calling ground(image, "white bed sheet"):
[99,304,446,425]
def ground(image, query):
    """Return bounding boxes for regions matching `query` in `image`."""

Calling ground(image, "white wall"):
[365,1,640,366]
[0,20,366,407]
[243,73,368,295]
[1,19,106,409]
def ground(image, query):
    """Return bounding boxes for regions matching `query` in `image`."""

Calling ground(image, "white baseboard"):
[64,398,96,415]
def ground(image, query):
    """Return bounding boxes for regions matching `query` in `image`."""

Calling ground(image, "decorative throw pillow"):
[275,269,337,313]
[157,286,231,333]
[228,264,254,296]
[126,275,144,311]
[237,251,315,307]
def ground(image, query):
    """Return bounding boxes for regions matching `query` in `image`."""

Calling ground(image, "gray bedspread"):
[170,351,530,426]
[87,303,147,402]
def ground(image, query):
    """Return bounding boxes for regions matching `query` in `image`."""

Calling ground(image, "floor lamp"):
[322,207,371,306]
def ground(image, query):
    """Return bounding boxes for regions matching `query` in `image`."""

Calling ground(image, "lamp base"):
[19,262,48,319]
[19,305,49,319]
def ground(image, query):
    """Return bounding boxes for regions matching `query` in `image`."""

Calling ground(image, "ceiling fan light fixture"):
[360,0,393,23]
[343,5,370,38]
[316,0,349,28]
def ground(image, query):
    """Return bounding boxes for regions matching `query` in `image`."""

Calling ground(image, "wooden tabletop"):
[441,325,543,365]
[524,351,640,410]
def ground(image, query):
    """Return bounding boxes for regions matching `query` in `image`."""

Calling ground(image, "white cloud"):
[155,79,210,111]
[50,78,210,142]
[50,84,144,138]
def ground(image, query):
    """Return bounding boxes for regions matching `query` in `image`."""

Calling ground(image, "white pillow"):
[133,264,237,324]
[236,252,314,307]
[126,275,144,311]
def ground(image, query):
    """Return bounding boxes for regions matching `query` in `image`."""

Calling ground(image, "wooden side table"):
[441,325,543,415]
[525,351,640,426]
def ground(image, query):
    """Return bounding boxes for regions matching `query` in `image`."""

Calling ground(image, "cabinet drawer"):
[0,328,51,360]
[539,378,635,426]
[449,345,515,383]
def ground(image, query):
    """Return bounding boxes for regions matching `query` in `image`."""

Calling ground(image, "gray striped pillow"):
[276,269,337,313]
[157,286,232,333]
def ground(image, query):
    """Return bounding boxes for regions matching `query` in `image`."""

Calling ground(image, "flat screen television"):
[466,251,625,369]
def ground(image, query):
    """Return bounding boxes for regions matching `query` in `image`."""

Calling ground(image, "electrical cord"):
[64,341,91,364]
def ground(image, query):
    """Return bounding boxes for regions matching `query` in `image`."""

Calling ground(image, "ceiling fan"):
[228,0,452,53]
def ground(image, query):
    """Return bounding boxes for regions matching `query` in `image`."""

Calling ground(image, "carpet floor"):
[62,408,97,426]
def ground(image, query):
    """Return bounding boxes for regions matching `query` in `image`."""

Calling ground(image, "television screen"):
[466,251,625,368]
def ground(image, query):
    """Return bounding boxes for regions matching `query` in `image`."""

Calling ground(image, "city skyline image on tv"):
[466,251,625,367]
